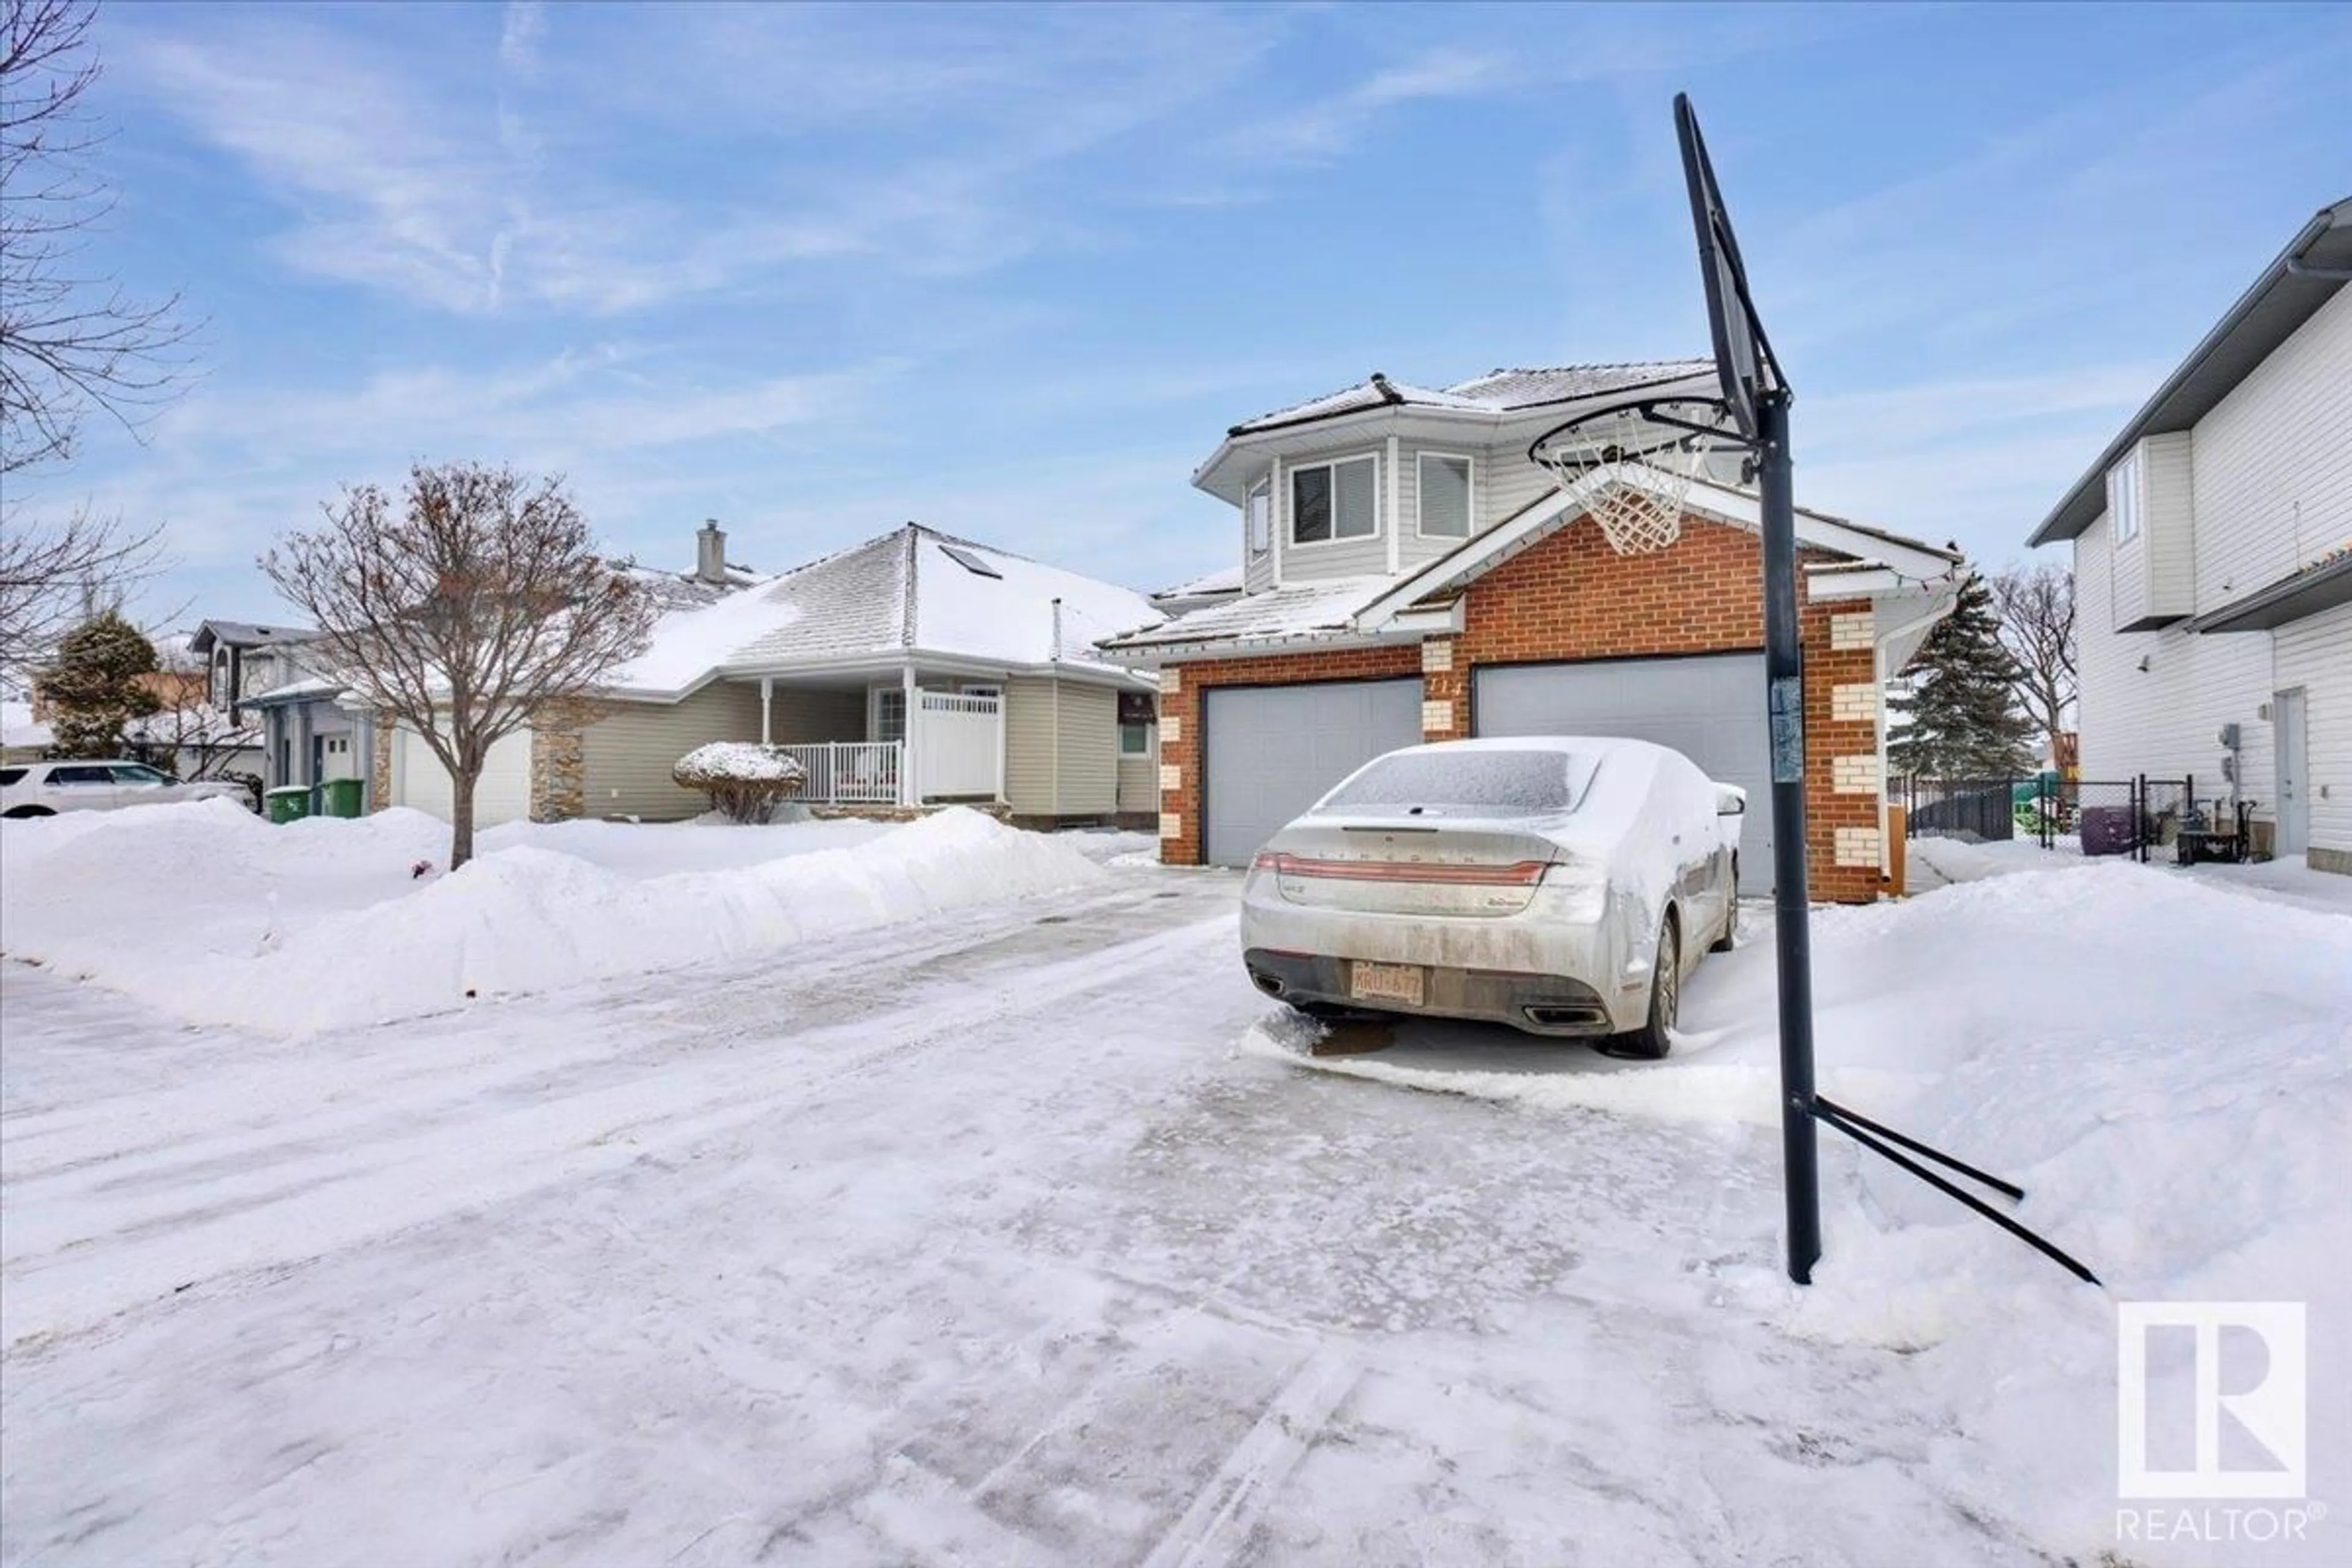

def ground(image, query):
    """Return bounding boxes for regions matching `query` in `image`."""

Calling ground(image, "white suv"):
[0,760,256,817]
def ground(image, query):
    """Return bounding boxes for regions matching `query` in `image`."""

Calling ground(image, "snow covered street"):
[3,810,2348,1567]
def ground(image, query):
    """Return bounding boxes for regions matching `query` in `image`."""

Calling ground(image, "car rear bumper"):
[1242,948,1622,1037]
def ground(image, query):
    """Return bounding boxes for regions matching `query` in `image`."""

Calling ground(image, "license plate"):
[1350,961,1425,1006]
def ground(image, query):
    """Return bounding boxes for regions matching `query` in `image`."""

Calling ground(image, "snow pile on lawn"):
[1245,856,2351,1562]
[2,803,1102,1033]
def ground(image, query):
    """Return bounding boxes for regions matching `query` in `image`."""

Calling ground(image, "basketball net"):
[1532,434,1706,556]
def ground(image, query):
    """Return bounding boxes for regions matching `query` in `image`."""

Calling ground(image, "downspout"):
[760,676,772,745]
[1385,434,1401,574]
[1050,597,1063,820]
[1269,453,1284,589]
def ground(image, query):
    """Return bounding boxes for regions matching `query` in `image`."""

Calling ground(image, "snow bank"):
[2,804,1103,1033]
[1246,857,2352,1565]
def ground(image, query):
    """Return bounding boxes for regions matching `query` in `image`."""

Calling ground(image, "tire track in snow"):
[2,889,1240,1346]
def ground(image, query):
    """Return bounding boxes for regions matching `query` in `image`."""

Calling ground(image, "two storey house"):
[1099,362,1963,902]
[2028,197,2350,874]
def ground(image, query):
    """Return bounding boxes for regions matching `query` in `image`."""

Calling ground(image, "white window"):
[1291,454,1378,545]
[1417,452,1474,539]
[2109,449,2141,545]
[872,688,907,744]
[1120,721,1151,756]
[1246,478,1271,557]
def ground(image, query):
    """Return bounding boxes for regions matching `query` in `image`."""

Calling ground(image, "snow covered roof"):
[1099,470,1959,663]
[1227,361,1717,436]
[1151,564,1245,603]
[610,524,1164,696]
[188,619,317,655]
[1095,575,1396,656]
[243,674,350,705]
[2,698,51,752]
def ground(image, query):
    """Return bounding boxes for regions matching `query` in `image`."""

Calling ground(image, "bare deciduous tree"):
[2,0,194,475]
[262,462,658,869]
[0,499,163,674]
[2,0,187,676]
[1991,561,2076,761]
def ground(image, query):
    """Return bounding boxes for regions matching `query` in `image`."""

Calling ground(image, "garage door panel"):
[1473,655,1776,892]
[1204,679,1422,867]
[393,725,531,827]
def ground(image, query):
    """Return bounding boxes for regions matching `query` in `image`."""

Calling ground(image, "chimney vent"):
[696,519,727,585]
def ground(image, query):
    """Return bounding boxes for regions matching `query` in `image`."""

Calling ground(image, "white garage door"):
[1203,679,1423,867]
[393,726,533,827]
[1473,654,1775,891]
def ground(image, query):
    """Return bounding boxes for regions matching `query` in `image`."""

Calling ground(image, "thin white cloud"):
[499,0,546,78]
[1240,48,1509,163]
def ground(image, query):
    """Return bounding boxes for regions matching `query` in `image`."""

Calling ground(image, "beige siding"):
[1055,680,1118,813]
[1004,677,1057,815]
[1116,725,1158,813]
[579,683,764,820]
[1004,676,1120,816]
[2274,600,2352,859]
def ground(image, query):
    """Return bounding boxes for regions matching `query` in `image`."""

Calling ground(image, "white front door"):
[2274,688,2309,856]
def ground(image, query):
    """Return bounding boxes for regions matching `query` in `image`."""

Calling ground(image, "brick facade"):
[1154,514,1888,902]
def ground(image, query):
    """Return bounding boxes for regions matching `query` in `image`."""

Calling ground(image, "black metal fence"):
[1901,774,2206,865]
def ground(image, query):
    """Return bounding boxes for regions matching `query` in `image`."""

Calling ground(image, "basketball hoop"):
[1528,395,1739,557]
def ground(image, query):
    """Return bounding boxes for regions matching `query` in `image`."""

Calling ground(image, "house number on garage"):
[1769,676,1804,785]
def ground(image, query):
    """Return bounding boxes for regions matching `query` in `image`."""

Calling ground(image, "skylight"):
[940,544,1003,579]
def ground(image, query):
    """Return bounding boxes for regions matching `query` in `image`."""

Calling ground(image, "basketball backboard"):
[1675,93,1784,442]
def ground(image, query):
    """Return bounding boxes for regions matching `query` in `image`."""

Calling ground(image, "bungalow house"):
[1096,362,1963,901]
[2027,197,2351,873]
[375,522,1164,829]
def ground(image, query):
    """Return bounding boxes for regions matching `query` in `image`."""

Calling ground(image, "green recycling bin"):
[320,777,365,818]
[265,785,312,824]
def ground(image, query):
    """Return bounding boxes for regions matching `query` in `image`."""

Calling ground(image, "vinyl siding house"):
[376,522,1163,829]
[2028,197,2352,874]
[1098,363,1963,902]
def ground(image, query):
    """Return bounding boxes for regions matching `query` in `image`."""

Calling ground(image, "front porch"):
[747,668,1005,808]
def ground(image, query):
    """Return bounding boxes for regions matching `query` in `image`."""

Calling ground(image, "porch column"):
[759,676,772,745]
[899,662,918,807]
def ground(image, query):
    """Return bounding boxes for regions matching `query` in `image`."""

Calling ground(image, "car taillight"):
[1252,852,1550,886]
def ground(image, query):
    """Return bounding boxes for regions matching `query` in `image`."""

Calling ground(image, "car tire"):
[1599,918,1678,1061]
[1710,858,1739,954]
[2,805,56,818]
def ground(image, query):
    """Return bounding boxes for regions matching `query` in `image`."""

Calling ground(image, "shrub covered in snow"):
[671,742,808,823]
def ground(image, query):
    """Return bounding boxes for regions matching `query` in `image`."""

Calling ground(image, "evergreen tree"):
[1887,566,2037,778]
[35,610,160,757]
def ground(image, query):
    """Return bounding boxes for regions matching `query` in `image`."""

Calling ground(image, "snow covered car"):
[0,760,255,818]
[1240,737,1743,1058]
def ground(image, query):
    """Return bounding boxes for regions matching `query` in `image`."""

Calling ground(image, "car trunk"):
[1257,814,1566,918]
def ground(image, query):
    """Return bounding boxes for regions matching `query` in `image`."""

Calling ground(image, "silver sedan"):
[1239,737,1744,1058]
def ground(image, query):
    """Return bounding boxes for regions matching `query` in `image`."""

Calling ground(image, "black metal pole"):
[1757,388,1820,1285]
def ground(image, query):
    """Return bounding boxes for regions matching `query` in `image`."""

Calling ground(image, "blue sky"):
[40,0,2352,624]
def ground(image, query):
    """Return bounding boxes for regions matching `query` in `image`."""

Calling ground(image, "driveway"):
[4,854,2335,1567]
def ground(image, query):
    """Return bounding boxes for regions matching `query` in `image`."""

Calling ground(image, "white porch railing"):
[775,741,902,805]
